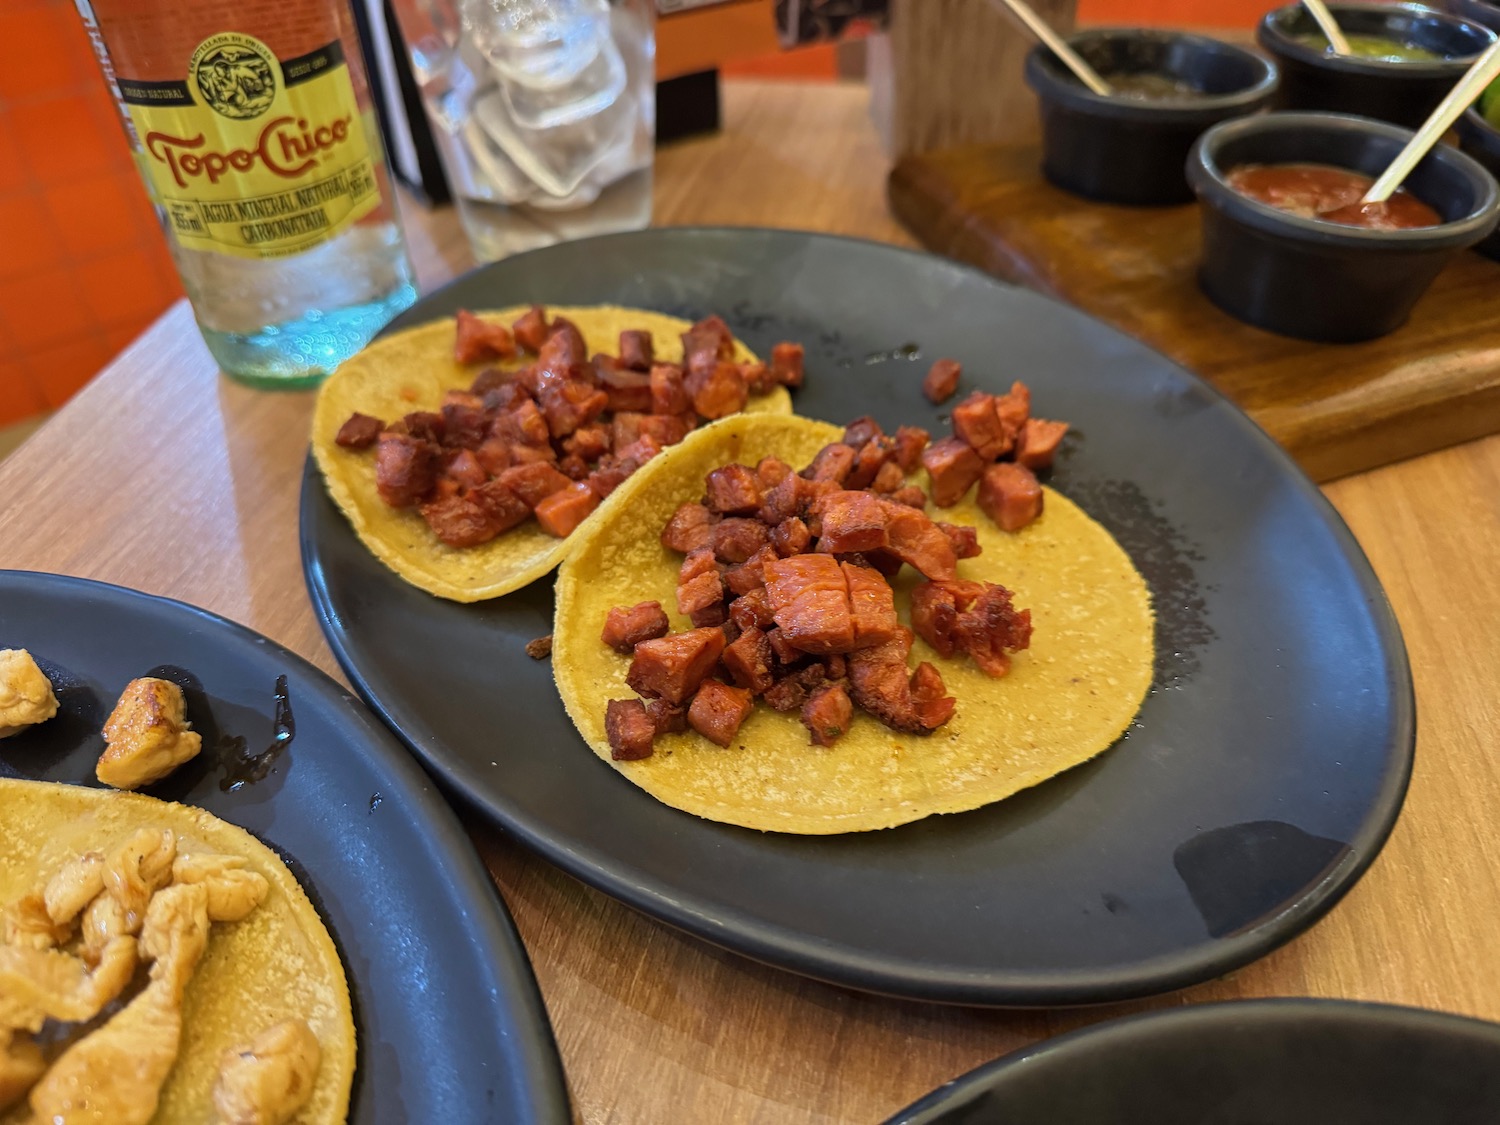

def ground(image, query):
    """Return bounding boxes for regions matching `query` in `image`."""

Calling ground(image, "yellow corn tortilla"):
[312,306,793,602]
[553,414,1155,834]
[0,779,355,1124]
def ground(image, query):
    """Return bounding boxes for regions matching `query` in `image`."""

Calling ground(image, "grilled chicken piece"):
[97,678,203,790]
[43,851,105,926]
[172,852,270,922]
[212,1019,323,1125]
[0,1029,45,1113]
[0,649,58,739]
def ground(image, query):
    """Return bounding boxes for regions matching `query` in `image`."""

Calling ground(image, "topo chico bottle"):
[78,0,419,386]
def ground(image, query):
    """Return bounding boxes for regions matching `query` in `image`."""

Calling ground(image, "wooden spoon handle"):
[1303,0,1353,56]
[1364,40,1500,204]
[988,0,1114,97]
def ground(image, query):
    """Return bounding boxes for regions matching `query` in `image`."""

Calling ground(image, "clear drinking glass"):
[391,0,656,262]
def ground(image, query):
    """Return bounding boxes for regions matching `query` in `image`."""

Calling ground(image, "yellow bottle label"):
[120,33,379,260]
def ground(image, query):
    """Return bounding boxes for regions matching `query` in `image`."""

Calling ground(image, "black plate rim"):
[299,225,1415,1006]
[883,997,1500,1124]
[0,568,573,1123]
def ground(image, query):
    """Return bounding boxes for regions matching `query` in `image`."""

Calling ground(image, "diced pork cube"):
[722,628,775,694]
[687,680,754,747]
[801,683,853,747]
[1015,417,1068,470]
[770,342,804,388]
[921,436,985,507]
[606,698,655,760]
[977,462,1043,532]
[952,391,1014,460]
[764,554,854,655]
[661,502,718,553]
[533,481,600,537]
[601,601,671,653]
[627,628,727,704]
[336,413,382,449]
[455,308,516,364]
[705,464,764,515]
[922,358,961,404]
[498,462,572,509]
[619,329,654,371]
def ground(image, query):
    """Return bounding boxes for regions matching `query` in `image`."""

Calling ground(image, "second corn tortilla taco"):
[312,306,793,603]
[552,414,1155,834]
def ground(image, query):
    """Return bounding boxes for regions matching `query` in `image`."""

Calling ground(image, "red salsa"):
[1225,163,1442,230]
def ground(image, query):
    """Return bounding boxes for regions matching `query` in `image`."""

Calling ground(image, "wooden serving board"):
[888,143,1500,482]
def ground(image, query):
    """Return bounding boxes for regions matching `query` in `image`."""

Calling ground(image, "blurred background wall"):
[0,0,1266,431]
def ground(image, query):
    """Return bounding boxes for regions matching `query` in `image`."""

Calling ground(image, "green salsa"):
[1294,32,1443,62]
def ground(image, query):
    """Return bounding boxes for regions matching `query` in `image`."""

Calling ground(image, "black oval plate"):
[886,999,1500,1123]
[300,228,1414,1006]
[0,570,570,1124]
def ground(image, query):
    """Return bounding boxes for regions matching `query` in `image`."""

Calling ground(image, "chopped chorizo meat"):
[539,317,587,373]
[661,502,717,553]
[601,601,671,653]
[619,329,654,371]
[705,464,763,516]
[475,439,512,476]
[455,308,516,364]
[770,517,811,558]
[687,681,754,747]
[770,342,805,388]
[729,588,775,632]
[845,437,894,490]
[741,362,776,395]
[1016,418,1069,470]
[725,545,776,596]
[712,518,770,564]
[494,399,551,448]
[952,391,1014,460]
[889,485,928,509]
[881,500,958,581]
[676,568,724,619]
[533,481,600,537]
[759,473,812,525]
[443,448,487,489]
[525,635,553,660]
[804,442,856,484]
[375,433,438,508]
[842,562,899,647]
[512,305,549,353]
[801,683,853,747]
[870,460,906,494]
[978,462,1043,532]
[614,433,665,473]
[764,554,855,655]
[472,478,535,534]
[419,492,505,547]
[756,457,794,490]
[954,583,1032,677]
[645,698,688,735]
[922,436,985,507]
[335,413,382,449]
[722,628,775,694]
[627,627,727,704]
[563,424,610,462]
[688,361,749,420]
[936,521,982,559]
[679,546,721,584]
[441,399,489,449]
[824,653,847,680]
[922,358,961,404]
[763,677,808,713]
[650,363,690,415]
[605,699,655,761]
[847,629,953,734]
[509,442,558,466]
[892,425,930,473]
[498,462,572,509]
[481,381,533,414]
[994,381,1031,433]
[909,662,957,729]
[842,416,884,448]
[403,411,446,444]
[587,459,632,500]
[912,580,1031,676]
[765,626,803,666]
[597,361,653,413]
[557,454,589,481]
[815,491,889,555]
[539,377,608,438]
[681,315,736,375]
[469,367,512,396]
[614,411,691,450]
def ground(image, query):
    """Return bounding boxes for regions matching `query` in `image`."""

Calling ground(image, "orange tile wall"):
[0,0,1275,426]
[0,0,184,426]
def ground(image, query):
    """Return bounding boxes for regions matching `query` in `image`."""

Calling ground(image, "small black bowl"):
[1456,106,1500,258]
[1258,2,1495,129]
[1187,111,1500,342]
[1024,29,1279,206]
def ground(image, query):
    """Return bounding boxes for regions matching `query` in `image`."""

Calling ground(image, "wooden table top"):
[5,80,1500,1123]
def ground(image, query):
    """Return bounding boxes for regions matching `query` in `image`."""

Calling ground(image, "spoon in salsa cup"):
[1324,39,1500,224]
[1301,0,1353,55]
[989,0,1114,96]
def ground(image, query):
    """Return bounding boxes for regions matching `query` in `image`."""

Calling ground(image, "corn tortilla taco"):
[552,414,1155,834]
[0,779,355,1124]
[312,305,793,602]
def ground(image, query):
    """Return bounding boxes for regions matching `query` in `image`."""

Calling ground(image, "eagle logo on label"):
[191,35,277,120]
